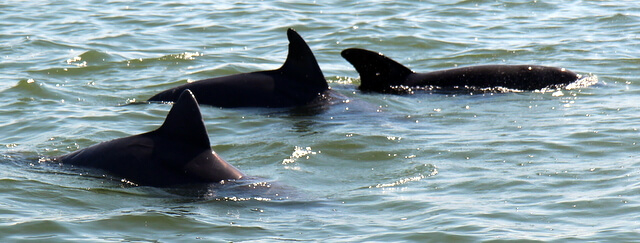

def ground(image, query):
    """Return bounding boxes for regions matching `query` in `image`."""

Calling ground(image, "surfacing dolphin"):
[341,48,588,94]
[54,89,244,187]
[148,28,329,108]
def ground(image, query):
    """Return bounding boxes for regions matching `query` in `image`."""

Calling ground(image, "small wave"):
[502,0,556,10]
[68,50,124,65]
[28,65,112,77]
[3,79,63,100]
[28,38,78,50]
[370,163,438,189]
[597,13,639,25]
[24,50,122,77]
[121,52,204,69]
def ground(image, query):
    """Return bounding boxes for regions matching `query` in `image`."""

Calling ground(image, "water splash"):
[282,146,318,165]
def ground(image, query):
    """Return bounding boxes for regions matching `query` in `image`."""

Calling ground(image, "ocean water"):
[1,0,640,242]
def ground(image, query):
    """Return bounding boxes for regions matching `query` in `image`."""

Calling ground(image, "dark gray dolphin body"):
[148,28,329,108]
[54,90,244,187]
[341,48,582,94]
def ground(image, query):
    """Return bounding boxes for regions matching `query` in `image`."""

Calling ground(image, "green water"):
[1,0,640,242]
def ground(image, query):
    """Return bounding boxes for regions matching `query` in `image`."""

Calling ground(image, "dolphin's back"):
[410,65,580,90]
[56,90,244,187]
[149,28,328,108]
[341,48,581,93]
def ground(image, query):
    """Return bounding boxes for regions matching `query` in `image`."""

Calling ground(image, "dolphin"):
[341,48,583,94]
[54,89,244,187]
[148,28,329,108]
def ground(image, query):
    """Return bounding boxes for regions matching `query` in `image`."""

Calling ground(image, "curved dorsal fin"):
[279,28,328,91]
[341,48,414,92]
[155,89,210,149]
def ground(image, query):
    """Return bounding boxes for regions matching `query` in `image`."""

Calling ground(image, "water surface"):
[1,0,640,242]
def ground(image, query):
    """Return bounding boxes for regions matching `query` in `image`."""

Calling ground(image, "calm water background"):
[1,0,639,242]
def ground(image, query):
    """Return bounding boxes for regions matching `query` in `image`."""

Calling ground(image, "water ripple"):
[1,0,640,241]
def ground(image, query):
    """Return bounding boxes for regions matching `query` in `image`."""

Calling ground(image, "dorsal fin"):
[155,89,210,149]
[341,48,414,92]
[279,28,328,91]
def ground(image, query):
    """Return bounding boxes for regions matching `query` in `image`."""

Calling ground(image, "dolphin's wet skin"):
[148,29,329,108]
[341,48,596,94]
[53,90,244,187]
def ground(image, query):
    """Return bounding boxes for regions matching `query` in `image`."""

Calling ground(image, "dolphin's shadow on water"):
[160,177,301,201]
